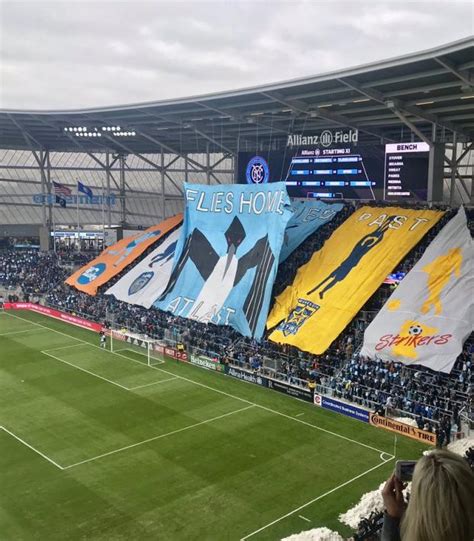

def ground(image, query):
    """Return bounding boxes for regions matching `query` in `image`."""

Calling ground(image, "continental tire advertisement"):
[369,413,436,445]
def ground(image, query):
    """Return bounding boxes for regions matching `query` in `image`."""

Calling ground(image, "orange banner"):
[66,214,182,295]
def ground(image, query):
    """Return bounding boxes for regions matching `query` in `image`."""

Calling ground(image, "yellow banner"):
[66,214,182,295]
[268,207,444,354]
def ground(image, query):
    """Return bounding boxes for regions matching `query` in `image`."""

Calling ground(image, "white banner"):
[360,207,473,373]
[106,227,181,308]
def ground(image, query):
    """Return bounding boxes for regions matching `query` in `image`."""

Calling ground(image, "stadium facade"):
[0,37,472,247]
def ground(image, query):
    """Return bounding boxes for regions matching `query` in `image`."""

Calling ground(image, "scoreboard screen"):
[238,142,433,201]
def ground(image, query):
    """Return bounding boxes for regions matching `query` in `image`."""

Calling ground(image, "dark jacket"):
[380,512,401,541]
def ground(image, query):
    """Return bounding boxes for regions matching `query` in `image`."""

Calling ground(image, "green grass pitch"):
[0,310,429,540]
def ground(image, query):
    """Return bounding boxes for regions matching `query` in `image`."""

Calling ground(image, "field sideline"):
[0,310,428,540]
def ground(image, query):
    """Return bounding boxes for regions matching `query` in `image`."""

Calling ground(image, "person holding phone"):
[381,450,474,541]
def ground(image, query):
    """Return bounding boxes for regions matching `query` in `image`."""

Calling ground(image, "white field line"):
[298,515,311,523]
[0,327,41,337]
[7,312,394,457]
[42,345,177,391]
[63,405,255,469]
[127,377,177,390]
[113,347,165,365]
[43,343,88,353]
[41,350,130,390]
[240,455,394,540]
[0,425,64,470]
[6,312,159,368]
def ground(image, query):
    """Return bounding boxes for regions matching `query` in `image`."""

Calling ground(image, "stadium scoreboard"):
[238,140,440,201]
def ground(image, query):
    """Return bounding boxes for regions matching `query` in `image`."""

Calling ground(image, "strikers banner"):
[360,207,473,373]
[268,206,444,354]
[279,200,344,262]
[65,215,182,295]
[154,182,292,338]
[105,227,181,308]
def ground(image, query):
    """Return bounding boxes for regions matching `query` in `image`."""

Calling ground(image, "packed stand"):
[1,203,473,435]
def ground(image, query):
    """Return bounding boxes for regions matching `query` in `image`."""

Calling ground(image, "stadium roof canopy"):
[0,37,473,155]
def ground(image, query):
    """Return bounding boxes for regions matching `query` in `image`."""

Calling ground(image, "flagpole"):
[101,178,105,251]
[76,180,80,252]
[52,188,56,253]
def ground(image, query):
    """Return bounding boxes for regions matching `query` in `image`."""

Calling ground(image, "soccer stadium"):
[1,13,474,541]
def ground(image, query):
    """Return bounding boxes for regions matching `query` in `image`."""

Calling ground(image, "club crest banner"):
[360,207,473,373]
[268,206,444,354]
[279,200,344,262]
[65,215,182,295]
[105,227,181,308]
[154,182,292,337]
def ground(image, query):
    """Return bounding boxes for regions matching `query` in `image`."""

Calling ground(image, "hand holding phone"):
[395,460,417,482]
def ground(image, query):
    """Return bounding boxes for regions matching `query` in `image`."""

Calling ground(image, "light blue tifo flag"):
[154,182,292,338]
[360,207,474,373]
[279,200,344,262]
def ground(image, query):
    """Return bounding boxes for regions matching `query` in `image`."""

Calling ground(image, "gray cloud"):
[1,0,472,109]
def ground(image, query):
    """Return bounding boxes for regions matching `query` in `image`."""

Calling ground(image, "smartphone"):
[395,460,417,482]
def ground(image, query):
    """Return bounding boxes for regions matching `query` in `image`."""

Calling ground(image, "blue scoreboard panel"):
[238,142,432,201]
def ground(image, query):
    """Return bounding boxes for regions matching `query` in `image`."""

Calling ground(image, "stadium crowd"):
[1,204,472,438]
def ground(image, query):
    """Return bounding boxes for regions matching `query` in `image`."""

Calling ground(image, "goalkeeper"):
[99,331,107,349]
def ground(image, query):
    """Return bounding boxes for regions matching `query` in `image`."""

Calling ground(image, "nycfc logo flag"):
[268,206,444,355]
[105,227,182,308]
[154,182,292,338]
[66,214,182,295]
[360,207,474,373]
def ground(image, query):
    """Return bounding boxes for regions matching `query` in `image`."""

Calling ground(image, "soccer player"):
[99,331,107,349]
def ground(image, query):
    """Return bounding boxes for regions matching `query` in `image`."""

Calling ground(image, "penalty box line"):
[41,347,178,391]
[0,405,255,471]
[0,425,65,470]
[7,312,395,458]
[240,454,394,540]
[62,405,255,469]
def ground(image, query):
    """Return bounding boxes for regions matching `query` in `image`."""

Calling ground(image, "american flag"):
[53,181,72,197]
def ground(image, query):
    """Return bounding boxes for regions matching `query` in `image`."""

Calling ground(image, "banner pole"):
[76,181,80,252]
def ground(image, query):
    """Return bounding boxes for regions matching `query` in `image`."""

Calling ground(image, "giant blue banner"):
[279,200,344,262]
[154,182,292,337]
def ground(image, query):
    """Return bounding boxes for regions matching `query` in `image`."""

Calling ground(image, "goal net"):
[109,329,165,366]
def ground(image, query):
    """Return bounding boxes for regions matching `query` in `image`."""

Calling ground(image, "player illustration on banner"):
[307,216,397,298]
[157,216,275,335]
[420,247,462,315]
[361,207,473,373]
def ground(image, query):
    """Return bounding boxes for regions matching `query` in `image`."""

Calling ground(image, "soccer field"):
[0,310,428,540]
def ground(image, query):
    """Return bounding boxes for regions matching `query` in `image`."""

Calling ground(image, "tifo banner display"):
[66,215,182,295]
[268,206,444,354]
[369,413,436,445]
[314,394,370,423]
[279,200,344,262]
[105,227,181,308]
[154,182,292,338]
[361,207,473,373]
[3,302,103,332]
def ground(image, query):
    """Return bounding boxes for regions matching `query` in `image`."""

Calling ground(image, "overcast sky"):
[1,0,473,110]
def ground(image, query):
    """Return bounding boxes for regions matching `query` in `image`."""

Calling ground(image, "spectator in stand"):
[381,450,474,541]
